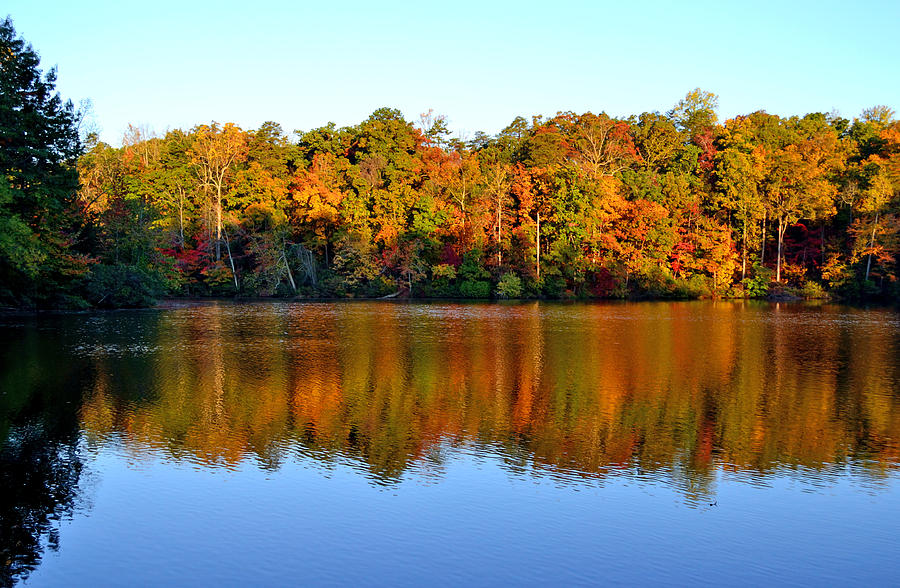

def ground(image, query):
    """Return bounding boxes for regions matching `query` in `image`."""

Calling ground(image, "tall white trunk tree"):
[190,122,247,287]
[190,123,247,260]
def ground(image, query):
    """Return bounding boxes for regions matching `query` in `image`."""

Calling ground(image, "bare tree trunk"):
[177,186,186,247]
[536,212,541,282]
[215,184,222,260]
[865,212,879,281]
[296,244,317,286]
[282,249,297,292]
[206,202,213,257]
[497,202,502,268]
[776,217,784,283]
[821,224,825,268]
[741,218,747,281]
[222,224,238,290]
[760,212,766,265]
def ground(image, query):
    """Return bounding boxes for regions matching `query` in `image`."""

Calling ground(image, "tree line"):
[2,17,898,308]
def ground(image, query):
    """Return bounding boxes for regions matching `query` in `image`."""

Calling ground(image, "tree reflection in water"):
[2,301,900,584]
[72,301,900,492]
[0,428,82,586]
[0,324,87,587]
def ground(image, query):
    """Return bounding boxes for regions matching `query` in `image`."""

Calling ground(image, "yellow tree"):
[763,122,842,282]
[716,146,764,280]
[290,154,346,263]
[189,122,248,267]
[447,152,483,247]
[856,170,895,280]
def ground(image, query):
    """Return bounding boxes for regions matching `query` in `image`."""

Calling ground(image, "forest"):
[2,17,899,308]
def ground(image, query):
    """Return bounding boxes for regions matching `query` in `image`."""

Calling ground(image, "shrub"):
[427,279,458,298]
[742,263,773,298]
[427,263,459,297]
[84,263,174,308]
[201,262,238,296]
[672,274,711,298]
[799,280,828,299]
[495,273,522,299]
[431,263,457,280]
[457,250,489,281]
[541,275,567,298]
[459,280,491,299]
[634,266,673,298]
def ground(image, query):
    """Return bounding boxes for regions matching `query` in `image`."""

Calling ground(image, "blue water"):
[2,301,898,586]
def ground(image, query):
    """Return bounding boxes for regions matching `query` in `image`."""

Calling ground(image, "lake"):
[1,300,899,586]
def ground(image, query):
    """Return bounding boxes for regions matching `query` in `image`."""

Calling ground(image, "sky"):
[5,0,899,146]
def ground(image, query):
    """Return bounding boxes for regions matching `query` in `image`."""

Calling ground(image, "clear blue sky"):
[6,0,899,145]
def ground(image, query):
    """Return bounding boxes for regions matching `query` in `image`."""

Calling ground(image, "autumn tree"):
[480,159,511,267]
[54,98,896,303]
[151,129,196,248]
[854,168,896,281]
[189,122,248,287]
[763,117,841,282]
[716,147,763,279]
[669,88,719,137]
[571,112,638,176]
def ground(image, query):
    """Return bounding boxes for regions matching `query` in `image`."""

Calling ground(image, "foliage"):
[61,103,900,305]
[83,262,176,308]
[4,24,899,307]
[459,280,492,299]
[742,263,773,298]
[798,280,828,300]
[0,18,88,307]
[495,272,523,299]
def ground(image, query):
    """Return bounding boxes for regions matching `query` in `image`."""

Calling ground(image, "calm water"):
[1,300,899,586]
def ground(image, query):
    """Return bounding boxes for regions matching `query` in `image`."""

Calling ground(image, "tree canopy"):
[1,18,898,307]
[0,17,87,306]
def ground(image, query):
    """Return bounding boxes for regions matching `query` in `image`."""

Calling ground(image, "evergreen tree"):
[0,17,86,306]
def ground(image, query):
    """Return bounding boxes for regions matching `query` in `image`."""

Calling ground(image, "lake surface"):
[1,300,899,586]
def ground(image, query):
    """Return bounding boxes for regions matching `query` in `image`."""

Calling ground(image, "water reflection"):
[0,328,87,586]
[2,301,900,583]
[72,302,900,484]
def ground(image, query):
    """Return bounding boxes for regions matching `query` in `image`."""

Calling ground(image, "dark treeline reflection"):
[0,328,88,587]
[70,301,900,485]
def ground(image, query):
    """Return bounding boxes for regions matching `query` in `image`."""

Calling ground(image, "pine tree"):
[0,17,86,305]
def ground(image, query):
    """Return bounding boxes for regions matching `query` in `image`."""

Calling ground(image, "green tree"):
[715,147,764,280]
[0,17,87,305]
[668,88,719,137]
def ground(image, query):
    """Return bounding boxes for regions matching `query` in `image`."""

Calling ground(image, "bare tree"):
[122,123,159,168]
[573,113,635,176]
